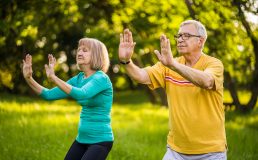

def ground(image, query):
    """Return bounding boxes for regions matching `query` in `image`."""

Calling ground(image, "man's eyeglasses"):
[174,33,201,40]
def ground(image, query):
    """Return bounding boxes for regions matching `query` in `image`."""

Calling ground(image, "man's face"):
[176,24,202,55]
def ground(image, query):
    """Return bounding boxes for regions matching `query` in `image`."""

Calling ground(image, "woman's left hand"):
[45,54,56,81]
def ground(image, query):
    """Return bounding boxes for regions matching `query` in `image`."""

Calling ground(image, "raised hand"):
[119,29,136,62]
[154,34,174,67]
[45,54,56,81]
[22,54,33,79]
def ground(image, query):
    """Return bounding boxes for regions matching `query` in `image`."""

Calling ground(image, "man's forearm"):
[124,60,151,84]
[171,62,214,89]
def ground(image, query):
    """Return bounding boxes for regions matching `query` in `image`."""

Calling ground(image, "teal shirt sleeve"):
[69,74,109,100]
[40,76,76,100]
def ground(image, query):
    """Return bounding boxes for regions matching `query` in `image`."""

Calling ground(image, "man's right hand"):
[119,29,136,63]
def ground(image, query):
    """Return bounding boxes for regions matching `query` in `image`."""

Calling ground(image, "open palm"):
[45,54,56,80]
[119,29,136,62]
[22,54,33,79]
[154,34,174,67]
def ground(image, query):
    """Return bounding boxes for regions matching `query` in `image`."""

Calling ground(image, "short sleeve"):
[144,62,166,90]
[204,58,224,90]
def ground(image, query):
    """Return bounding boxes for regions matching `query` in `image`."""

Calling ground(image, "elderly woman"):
[22,38,113,160]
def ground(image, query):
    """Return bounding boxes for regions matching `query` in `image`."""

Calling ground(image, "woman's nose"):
[77,50,83,55]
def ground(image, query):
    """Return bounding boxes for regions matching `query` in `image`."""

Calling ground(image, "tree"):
[1,0,257,112]
[0,0,115,94]
[184,0,258,112]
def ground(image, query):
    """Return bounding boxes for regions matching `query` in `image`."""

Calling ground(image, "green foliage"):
[190,0,256,86]
[0,92,258,159]
[1,0,258,95]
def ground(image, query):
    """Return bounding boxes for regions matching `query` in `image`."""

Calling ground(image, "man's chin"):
[178,50,186,55]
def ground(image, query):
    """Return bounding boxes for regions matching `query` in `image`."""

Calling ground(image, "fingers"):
[48,54,52,64]
[123,29,134,43]
[154,50,162,60]
[44,64,48,70]
[167,39,171,51]
[160,34,171,51]
[120,28,135,46]
[120,33,123,43]
[128,30,133,43]
[132,42,136,48]
[124,29,129,42]
[25,54,32,64]
[160,34,167,49]
[48,54,52,62]
[48,54,56,65]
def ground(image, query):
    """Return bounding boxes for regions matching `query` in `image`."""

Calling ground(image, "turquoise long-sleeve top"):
[40,71,114,144]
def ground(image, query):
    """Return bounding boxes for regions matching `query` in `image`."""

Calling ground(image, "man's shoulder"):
[153,62,166,68]
[202,54,223,66]
[203,54,222,62]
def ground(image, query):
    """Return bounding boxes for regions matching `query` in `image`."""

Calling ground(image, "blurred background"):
[0,0,258,159]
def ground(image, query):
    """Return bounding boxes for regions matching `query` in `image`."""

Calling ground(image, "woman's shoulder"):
[93,71,112,88]
[93,71,111,82]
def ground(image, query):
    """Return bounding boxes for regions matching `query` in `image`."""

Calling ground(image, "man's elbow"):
[203,77,215,90]
[130,77,143,84]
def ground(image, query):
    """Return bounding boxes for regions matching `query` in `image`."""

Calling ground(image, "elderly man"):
[118,20,227,160]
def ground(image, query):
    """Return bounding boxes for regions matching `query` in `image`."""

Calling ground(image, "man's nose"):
[177,38,184,43]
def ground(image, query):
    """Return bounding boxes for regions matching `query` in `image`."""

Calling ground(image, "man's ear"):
[198,37,205,48]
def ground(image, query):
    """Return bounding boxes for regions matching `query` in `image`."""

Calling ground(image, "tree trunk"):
[232,0,258,112]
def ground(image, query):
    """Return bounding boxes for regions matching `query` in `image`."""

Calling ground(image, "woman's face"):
[76,45,91,66]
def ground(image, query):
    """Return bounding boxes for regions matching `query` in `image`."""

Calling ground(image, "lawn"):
[0,91,258,160]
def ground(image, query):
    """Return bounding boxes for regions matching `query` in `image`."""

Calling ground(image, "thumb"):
[154,50,162,60]
[132,42,136,48]
[44,64,48,70]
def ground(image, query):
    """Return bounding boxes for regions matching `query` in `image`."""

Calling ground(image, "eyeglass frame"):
[174,33,201,40]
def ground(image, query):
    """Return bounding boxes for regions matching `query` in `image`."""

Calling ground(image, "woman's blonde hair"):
[78,38,110,73]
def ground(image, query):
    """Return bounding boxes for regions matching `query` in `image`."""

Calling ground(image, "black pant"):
[64,140,113,160]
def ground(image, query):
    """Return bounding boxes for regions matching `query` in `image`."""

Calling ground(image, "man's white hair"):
[180,20,207,41]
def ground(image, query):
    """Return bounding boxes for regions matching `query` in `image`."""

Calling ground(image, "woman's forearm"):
[25,77,44,95]
[50,75,72,94]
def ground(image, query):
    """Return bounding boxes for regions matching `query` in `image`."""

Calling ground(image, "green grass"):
[0,91,258,160]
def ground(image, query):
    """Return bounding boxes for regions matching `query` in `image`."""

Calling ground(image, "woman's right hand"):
[119,29,136,63]
[45,54,56,81]
[22,54,33,79]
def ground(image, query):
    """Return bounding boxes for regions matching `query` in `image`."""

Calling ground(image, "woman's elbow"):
[70,93,91,100]
[41,95,55,101]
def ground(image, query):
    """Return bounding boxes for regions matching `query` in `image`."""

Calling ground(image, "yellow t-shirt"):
[145,54,227,154]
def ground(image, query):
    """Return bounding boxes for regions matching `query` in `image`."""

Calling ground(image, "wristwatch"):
[120,60,131,65]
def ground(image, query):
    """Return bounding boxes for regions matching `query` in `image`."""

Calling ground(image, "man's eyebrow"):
[177,32,191,34]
